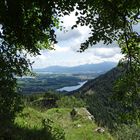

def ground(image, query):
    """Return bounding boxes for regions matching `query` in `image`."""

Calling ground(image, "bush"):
[42,118,65,140]
[56,96,86,108]
[24,92,61,109]
[115,124,140,140]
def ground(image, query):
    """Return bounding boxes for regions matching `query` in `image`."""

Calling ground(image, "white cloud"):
[52,45,71,53]
[31,44,123,68]
[31,12,124,69]
[60,12,77,27]
[89,47,121,58]
[56,28,82,41]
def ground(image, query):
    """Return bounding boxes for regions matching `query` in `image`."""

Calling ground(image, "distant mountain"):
[34,62,117,74]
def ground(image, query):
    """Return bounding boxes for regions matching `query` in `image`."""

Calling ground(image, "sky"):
[30,12,124,69]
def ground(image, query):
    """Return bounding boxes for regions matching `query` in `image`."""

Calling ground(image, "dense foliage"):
[76,66,140,133]
[56,96,86,108]
[0,0,140,138]
[0,0,75,131]
[24,92,86,110]
[73,1,140,122]
[76,67,122,128]
[114,124,140,140]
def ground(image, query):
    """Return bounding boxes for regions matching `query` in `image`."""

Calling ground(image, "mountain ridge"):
[34,62,117,74]
[72,66,124,129]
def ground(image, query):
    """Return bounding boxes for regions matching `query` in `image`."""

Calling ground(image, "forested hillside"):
[74,67,122,128]
[76,66,140,135]
[76,67,123,96]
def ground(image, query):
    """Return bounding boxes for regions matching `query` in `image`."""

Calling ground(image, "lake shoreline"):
[57,81,87,92]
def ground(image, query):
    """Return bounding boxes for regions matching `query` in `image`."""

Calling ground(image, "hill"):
[74,67,123,129]
[14,107,113,140]
[34,62,117,74]
[3,92,114,140]
[75,66,122,95]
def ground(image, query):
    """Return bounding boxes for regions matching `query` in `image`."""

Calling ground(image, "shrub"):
[115,124,140,140]
[56,96,86,108]
[42,118,65,140]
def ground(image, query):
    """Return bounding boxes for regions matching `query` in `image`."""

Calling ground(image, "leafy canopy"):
[0,0,140,132]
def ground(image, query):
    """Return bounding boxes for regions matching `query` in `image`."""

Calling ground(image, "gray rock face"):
[94,127,105,133]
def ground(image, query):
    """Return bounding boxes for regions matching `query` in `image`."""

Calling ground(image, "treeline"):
[18,74,83,94]
[24,91,86,109]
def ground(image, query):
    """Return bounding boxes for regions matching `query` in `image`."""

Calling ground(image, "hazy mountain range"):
[34,62,117,74]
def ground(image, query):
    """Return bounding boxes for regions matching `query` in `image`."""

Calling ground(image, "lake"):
[57,81,87,92]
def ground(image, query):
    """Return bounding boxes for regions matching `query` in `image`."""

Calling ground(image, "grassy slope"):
[15,107,113,140]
